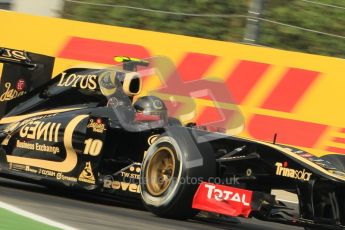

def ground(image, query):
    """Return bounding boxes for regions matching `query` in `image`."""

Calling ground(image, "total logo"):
[204,183,251,206]
[275,162,312,181]
[192,182,253,217]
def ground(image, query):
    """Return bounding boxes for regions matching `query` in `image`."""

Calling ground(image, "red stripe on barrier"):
[248,115,327,148]
[176,53,218,82]
[332,137,345,145]
[326,146,345,155]
[196,106,223,125]
[261,68,320,112]
[58,37,151,64]
[225,60,270,104]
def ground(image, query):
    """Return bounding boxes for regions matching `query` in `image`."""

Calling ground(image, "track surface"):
[0,178,303,230]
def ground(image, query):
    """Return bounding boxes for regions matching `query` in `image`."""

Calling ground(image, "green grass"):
[0,208,60,230]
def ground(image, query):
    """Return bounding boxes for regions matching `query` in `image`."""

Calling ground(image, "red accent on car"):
[135,113,160,121]
[16,79,26,91]
[192,182,253,218]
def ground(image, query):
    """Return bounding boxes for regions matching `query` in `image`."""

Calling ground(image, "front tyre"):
[140,128,215,219]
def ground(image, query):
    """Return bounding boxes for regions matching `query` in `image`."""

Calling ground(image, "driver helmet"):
[133,96,168,122]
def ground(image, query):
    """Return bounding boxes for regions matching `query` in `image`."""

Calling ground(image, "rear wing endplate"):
[0,47,37,69]
[0,46,55,118]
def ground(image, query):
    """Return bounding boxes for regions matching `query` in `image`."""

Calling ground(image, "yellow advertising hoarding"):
[1,10,345,157]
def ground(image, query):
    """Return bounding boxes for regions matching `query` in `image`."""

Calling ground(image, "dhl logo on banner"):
[1,11,345,157]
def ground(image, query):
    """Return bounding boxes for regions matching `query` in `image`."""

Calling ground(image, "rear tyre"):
[140,127,215,219]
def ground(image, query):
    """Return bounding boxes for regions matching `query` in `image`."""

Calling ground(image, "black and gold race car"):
[0,47,344,230]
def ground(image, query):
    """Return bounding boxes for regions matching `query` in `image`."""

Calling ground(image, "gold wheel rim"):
[146,147,176,196]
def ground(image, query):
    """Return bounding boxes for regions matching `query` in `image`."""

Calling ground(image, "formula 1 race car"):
[0,47,344,230]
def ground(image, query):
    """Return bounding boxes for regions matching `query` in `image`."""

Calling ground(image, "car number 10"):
[84,138,103,156]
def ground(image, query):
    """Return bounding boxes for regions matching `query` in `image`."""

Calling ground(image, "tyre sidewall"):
[140,127,216,218]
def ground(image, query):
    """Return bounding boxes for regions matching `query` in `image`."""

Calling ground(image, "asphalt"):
[0,177,303,230]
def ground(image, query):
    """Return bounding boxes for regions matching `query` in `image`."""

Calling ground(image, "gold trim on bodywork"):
[0,64,3,82]
[6,115,88,173]
[239,136,345,181]
[0,108,83,124]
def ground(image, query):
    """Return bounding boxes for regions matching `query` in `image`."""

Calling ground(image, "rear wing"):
[0,47,37,69]
[0,47,55,117]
